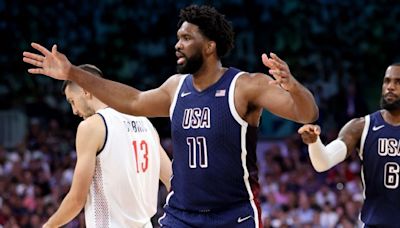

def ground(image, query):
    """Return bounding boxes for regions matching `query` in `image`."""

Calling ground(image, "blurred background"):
[1,0,400,227]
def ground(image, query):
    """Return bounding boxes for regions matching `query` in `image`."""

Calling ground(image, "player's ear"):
[82,89,92,98]
[206,41,216,55]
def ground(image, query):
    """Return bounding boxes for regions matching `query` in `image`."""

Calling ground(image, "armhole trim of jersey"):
[359,115,370,161]
[96,113,108,156]
[229,71,248,126]
[169,74,189,120]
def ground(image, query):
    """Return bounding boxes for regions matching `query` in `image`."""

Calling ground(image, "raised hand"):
[298,124,321,144]
[262,52,296,91]
[23,42,72,80]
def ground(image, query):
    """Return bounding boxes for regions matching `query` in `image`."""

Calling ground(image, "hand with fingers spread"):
[298,124,321,144]
[261,52,297,91]
[23,42,72,80]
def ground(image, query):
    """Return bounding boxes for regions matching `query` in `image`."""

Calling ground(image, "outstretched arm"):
[249,53,318,123]
[298,118,364,172]
[43,116,103,227]
[23,43,175,117]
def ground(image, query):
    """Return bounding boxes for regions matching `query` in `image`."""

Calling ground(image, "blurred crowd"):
[0,118,364,227]
[1,0,400,227]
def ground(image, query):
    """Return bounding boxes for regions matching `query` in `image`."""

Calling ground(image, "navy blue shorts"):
[158,201,262,228]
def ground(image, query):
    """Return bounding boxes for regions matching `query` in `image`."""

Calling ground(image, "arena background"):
[1,0,400,227]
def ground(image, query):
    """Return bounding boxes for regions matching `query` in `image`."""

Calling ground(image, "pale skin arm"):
[150,126,172,191]
[242,53,318,124]
[159,145,172,192]
[23,43,178,117]
[298,117,365,159]
[43,116,104,228]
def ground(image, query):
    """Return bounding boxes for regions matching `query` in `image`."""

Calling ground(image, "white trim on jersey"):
[169,74,189,120]
[359,114,370,200]
[228,72,247,125]
[229,71,260,228]
[359,115,370,161]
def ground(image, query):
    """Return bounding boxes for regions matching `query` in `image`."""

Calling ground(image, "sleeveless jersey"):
[359,110,400,227]
[84,108,160,228]
[168,67,260,214]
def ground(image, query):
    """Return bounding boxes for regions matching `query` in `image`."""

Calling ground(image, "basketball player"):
[23,5,318,228]
[298,63,400,227]
[42,65,172,228]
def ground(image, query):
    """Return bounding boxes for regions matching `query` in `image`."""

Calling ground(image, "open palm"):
[23,42,72,80]
[261,52,295,91]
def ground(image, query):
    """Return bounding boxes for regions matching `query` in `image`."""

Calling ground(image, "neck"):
[92,99,109,112]
[382,109,400,126]
[192,61,226,91]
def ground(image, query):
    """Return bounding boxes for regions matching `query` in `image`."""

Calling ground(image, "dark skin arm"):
[23,43,178,117]
[235,53,318,125]
[298,117,365,158]
[23,44,317,122]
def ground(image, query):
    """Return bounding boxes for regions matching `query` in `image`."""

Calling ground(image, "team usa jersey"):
[359,110,400,227]
[168,67,260,215]
[84,108,160,228]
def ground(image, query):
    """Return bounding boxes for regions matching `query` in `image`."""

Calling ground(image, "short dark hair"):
[178,4,234,58]
[61,64,103,94]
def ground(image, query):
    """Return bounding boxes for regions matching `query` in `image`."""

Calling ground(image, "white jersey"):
[84,108,160,228]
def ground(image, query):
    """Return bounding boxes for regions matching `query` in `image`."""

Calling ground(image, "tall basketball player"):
[298,63,400,227]
[23,5,318,228]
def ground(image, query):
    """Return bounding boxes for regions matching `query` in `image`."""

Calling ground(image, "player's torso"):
[168,67,259,211]
[359,110,400,227]
[85,108,160,228]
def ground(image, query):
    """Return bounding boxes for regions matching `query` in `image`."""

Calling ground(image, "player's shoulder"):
[235,71,273,85]
[77,114,106,135]
[340,116,366,138]
[160,73,188,92]
[166,73,187,83]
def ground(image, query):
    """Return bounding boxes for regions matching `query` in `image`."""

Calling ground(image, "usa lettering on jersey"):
[182,107,211,129]
[378,138,400,156]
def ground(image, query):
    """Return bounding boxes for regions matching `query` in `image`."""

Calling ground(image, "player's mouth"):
[384,93,398,100]
[176,51,186,65]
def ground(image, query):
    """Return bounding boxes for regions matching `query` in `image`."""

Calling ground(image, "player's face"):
[380,65,400,111]
[175,22,206,74]
[65,85,95,119]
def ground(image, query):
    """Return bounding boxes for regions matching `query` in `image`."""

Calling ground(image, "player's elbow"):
[310,107,319,122]
[68,192,87,209]
[313,166,329,173]
[302,106,319,124]
[310,159,331,173]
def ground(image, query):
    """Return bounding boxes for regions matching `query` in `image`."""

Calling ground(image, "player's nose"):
[175,40,183,51]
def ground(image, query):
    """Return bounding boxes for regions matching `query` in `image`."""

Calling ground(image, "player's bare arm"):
[23,42,183,117]
[150,126,172,191]
[297,118,364,172]
[159,145,172,192]
[43,115,104,227]
[238,53,318,124]
[67,69,182,117]
[336,117,365,157]
[247,53,317,123]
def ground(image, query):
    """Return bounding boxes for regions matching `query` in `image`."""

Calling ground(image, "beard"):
[176,52,203,74]
[380,95,400,111]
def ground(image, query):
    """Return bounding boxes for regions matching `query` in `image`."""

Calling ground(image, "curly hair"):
[178,4,234,58]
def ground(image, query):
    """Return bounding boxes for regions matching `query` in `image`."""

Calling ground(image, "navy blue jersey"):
[359,110,400,227]
[168,68,260,215]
